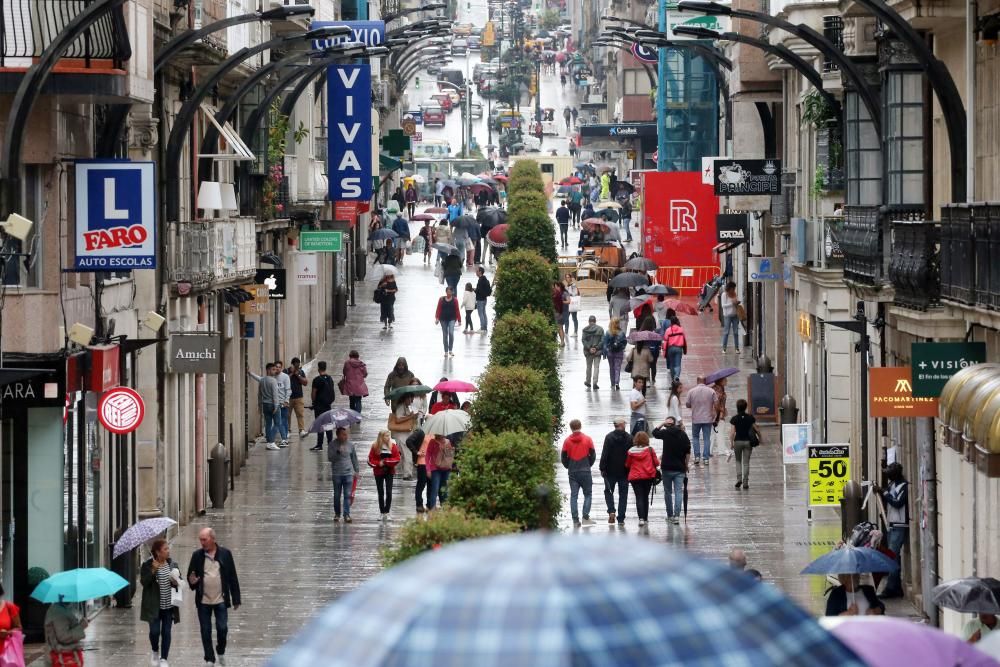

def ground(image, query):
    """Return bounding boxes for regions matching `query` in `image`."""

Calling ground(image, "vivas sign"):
[713,159,782,196]
[328,64,373,201]
[75,161,156,269]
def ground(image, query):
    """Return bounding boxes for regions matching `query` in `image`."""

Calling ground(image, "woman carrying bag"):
[368,430,402,520]
[140,538,180,667]
[730,398,762,490]
[0,583,23,667]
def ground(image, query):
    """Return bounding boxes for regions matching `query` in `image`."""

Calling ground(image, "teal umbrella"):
[32,568,128,603]
[388,384,432,401]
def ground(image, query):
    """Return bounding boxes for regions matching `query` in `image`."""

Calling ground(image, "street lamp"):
[384,3,447,22]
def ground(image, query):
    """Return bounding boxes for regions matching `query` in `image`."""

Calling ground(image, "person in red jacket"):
[561,419,596,528]
[367,430,401,520]
[435,287,462,357]
[625,431,660,526]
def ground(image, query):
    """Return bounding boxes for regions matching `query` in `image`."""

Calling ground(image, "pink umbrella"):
[820,616,998,667]
[425,207,448,214]
[433,380,478,392]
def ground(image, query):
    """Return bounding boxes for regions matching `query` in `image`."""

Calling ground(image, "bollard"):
[335,285,348,327]
[840,480,864,541]
[209,442,229,509]
[757,355,774,374]
[780,394,799,424]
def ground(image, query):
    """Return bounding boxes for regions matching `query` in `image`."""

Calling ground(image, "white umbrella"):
[377,264,399,277]
[422,409,471,435]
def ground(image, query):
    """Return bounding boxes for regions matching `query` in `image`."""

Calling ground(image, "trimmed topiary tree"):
[508,207,558,262]
[493,249,556,321]
[508,174,545,195]
[507,190,549,221]
[510,159,543,180]
[490,310,562,425]
[449,430,562,530]
[469,364,553,437]
[381,508,519,567]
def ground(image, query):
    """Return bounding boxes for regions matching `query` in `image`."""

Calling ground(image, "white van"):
[413,139,453,159]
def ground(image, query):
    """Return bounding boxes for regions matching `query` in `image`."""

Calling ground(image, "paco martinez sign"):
[869,367,939,417]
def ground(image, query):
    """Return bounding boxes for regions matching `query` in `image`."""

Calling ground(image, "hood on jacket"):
[628,445,652,455]
[346,358,366,371]
[582,323,603,334]
[392,357,409,376]
[562,432,593,460]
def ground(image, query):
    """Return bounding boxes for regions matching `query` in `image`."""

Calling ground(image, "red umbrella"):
[560,175,583,185]
[632,298,656,319]
[582,218,610,231]
[467,183,495,194]
[487,223,509,248]
[411,213,436,221]
[493,174,509,182]
[666,299,699,316]
[425,207,448,214]
[433,380,478,392]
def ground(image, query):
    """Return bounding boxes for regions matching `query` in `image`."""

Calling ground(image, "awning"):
[198,103,255,161]
[939,363,1000,473]
[119,338,166,354]
[379,153,404,173]
[0,368,52,387]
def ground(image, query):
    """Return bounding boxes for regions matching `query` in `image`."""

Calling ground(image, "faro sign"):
[327,64,373,201]
[75,161,156,269]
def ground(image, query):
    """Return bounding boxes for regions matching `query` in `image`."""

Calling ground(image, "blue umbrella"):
[32,568,128,603]
[308,407,363,434]
[113,517,177,558]
[369,228,399,241]
[801,546,900,575]
[706,367,740,384]
[270,533,864,667]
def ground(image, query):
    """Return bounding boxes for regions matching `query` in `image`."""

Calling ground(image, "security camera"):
[141,311,166,333]
[68,322,95,347]
[1,213,33,241]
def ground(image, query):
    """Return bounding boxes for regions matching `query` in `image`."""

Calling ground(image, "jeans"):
[630,411,647,434]
[734,440,752,484]
[332,473,353,517]
[885,526,908,595]
[559,223,569,247]
[603,475,628,522]
[622,216,633,241]
[465,310,475,331]
[607,351,624,386]
[440,320,456,352]
[691,423,713,460]
[666,346,684,381]
[584,354,600,386]
[196,602,228,663]
[568,469,593,521]
[315,404,333,449]
[445,273,461,293]
[631,478,653,521]
[278,406,289,440]
[568,311,578,334]
[428,469,451,508]
[262,403,278,443]
[476,299,488,330]
[349,395,362,413]
[415,464,429,509]
[148,608,173,659]
[663,471,684,517]
[375,474,394,514]
[722,314,740,350]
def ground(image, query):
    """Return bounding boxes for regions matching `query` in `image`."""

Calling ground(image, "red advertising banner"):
[640,171,720,294]
[334,201,358,228]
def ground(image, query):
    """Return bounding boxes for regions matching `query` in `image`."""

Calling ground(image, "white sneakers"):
[299,429,308,437]
[159,659,169,667]
[638,519,647,527]
[266,442,280,451]
[218,656,227,666]
[279,440,289,448]
[151,652,159,666]
[580,518,596,527]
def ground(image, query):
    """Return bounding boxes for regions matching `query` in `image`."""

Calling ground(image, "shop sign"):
[239,284,268,315]
[300,230,344,252]
[294,253,319,286]
[911,342,988,397]
[808,444,851,507]
[579,123,657,138]
[88,344,120,393]
[327,63,373,201]
[713,159,781,196]
[640,171,718,269]
[0,359,64,407]
[869,367,939,417]
[797,312,812,341]
[254,268,286,300]
[98,387,145,435]
[169,333,221,374]
[311,20,385,49]
[74,161,156,270]
[630,42,657,64]
[781,423,811,465]
[716,213,749,242]
[748,256,783,281]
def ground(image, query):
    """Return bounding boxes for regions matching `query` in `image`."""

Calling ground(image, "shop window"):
[624,69,652,96]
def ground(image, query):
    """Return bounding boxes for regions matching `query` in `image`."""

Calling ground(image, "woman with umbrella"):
[377,271,398,330]
[140,538,179,667]
[601,317,628,391]
[628,343,654,394]
[825,574,885,616]
[609,287,631,333]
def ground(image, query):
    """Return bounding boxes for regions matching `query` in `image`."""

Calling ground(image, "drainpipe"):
[195,296,206,514]
[918,416,939,624]
[967,0,977,202]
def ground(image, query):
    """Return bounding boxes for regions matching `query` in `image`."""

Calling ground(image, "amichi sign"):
[169,333,221,373]
[911,341,988,397]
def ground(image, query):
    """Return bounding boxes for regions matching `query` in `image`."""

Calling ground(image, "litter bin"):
[209,443,229,509]
[780,394,799,424]
[840,480,864,540]
[355,249,367,280]
[334,285,348,327]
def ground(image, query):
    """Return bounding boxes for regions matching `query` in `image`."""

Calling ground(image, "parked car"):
[452,23,473,36]
[421,104,446,127]
[426,63,443,76]
[469,101,484,118]
[468,35,481,50]
[451,39,468,56]
[430,93,454,113]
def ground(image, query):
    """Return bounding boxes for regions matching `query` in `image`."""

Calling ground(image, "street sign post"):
[299,230,344,252]
[911,342,988,397]
[808,444,851,508]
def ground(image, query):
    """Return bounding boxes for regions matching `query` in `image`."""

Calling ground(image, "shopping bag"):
[0,629,25,667]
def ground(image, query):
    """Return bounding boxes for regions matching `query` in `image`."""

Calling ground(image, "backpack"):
[373,287,385,304]
[433,439,455,470]
[610,334,627,353]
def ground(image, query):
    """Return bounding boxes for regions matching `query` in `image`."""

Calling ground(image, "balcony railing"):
[790,216,844,268]
[1,0,131,69]
[167,217,257,290]
[941,202,1000,310]
[889,219,939,311]
[841,205,924,287]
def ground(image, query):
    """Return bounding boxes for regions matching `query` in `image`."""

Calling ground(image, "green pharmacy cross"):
[382,129,411,158]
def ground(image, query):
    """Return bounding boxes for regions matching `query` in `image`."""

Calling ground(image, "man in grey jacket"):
[248,364,280,450]
[327,427,360,522]
[274,358,291,447]
[581,315,605,389]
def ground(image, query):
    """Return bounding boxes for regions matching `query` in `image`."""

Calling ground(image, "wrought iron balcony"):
[889,219,939,311]
[941,202,1000,310]
[0,0,130,69]
[841,204,924,287]
[167,217,257,291]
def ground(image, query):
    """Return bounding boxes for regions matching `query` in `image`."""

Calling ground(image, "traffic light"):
[415,76,421,89]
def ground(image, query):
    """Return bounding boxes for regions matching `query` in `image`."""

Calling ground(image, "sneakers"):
[381,513,389,521]
[672,517,680,524]
[581,518,596,527]
[742,483,749,489]
[638,519,647,527]
[593,385,600,390]
[309,444,323,451]
[218,657,227,666]
[345,516,352,523]
[573,520,581,528]
[151,652,160,666]
[333,515,340,522]
[735,481,742,489]
[693,457,701,465]
[299,430,308,437]
[159,660,169,667]
[279,440,289,448]
[266,442,280,451]
[608,513,616,524]
[584,382,591,388]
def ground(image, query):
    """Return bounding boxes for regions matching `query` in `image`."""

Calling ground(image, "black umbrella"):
[932,577,1000,613]
[698,275,725,311]
[609,272,650,289]
[453,215,478,233]
[644,284,679,296]
[624,257,658,272]
[613,181,635,195]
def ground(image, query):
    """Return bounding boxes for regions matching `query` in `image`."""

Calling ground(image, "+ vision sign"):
[74,161,156,270]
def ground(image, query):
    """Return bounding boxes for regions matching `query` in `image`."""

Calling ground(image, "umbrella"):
[976,631,1000,660]
[609,272,650,289]
[477,207,507,228]
[32,568,129,603]
[309,407,363,433]
[453,215,478,232]
[433,242,460,254]
[644,284,679,296]
[487,224,509,248]
[819,617,996,667]
[493,174,508,182]
[596,200,621,209]
[574,161,589,169]
[597,207,620,222]
[555,51,567,62]
[440,179,459,189]
[458,177,482,187]
[630,295,656,310]
[411,213,436,221]
[932,577,1000,613]
[270,533,866,667]
[422,409,471,435]
[112,517,177,559]
[376,264,399,277]
[613,181,635,195]
[706,367,741,385]
[632,298,656,319]
[698,275,726,311]
[801,546,900,575]
[433,380,478,392]
[628,330,663,344]
[388,384,433,401]
[369,228,399,241]
[624,257,658,272]
[560,175,583,185]
[425,207,448,214]
[431,171,448,179]
[666,299,699,315]
[556,185,572,196]
[582,218,610,232]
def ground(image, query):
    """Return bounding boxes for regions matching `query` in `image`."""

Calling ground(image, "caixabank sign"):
[75,161,156,269]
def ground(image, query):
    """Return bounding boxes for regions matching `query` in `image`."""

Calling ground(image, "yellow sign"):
[797,311,812,341]
[239,284,269,315]
[482,21,496,47]
[807,444,850,507]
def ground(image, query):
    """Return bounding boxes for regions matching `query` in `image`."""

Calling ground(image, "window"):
[2,164,43,287]
[624,69,652,96]
[844,91,881,206]
[883,70,923,206]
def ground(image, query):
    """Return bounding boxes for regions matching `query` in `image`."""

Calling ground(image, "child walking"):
[462,282,476,333]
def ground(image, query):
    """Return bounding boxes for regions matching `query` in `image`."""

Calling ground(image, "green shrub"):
[494,249,556,321]
[490,310,562,423]
[470,365,553,437]
[507,190,549,221]
[381,508,519,567]
[508,173,545,195]
[508,207,558,263]
[510,159,543,181]
[449,430,562,530]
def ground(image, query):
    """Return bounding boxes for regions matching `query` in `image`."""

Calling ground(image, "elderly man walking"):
[581,315,604,389]
[187,528,241,666]
[686,375,718,465]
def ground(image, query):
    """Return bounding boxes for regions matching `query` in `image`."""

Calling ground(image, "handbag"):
[169,567,183,607]
[0,628,24,667]
[338,378,347,395]
[568,295,582,312]
[749,428,761,448]
[373,288,385,304]
[624,349,634,374]
[387,413,416,432]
